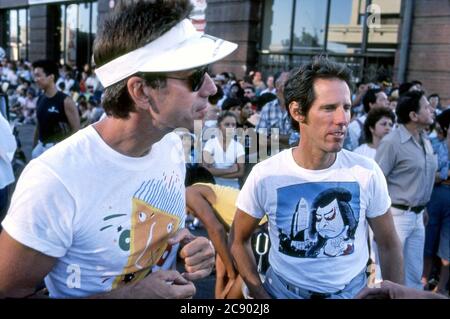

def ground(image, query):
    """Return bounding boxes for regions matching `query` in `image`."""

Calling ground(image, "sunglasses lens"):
[192,67,208,91]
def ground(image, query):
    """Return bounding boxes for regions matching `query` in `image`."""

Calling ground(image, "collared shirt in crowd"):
[433,138,449,181]
[256,99,292,136]
[375,124,438,207]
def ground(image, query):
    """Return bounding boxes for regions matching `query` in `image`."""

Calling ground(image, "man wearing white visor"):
[0,0,237,299]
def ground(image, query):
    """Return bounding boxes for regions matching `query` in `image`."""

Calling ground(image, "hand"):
[168,228,215,281]
[354,280,444,299]
[215,254,236,299]
[129,270,196,299]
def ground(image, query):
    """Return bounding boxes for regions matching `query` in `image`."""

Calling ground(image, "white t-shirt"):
[237,148,390,293]
[353,143,376,160]
[2,126,187,298]
[203,136,245,169]
[0,113,16,188]
[203,136,245,188]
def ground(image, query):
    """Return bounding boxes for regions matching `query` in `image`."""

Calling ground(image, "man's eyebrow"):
[319,102,352,108]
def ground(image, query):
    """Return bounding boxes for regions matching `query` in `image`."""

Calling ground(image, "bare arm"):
[0,231,56,298]
[230,209,270,299]
[202,151,239,176]
[64,97,80,133]
[33,122,39,147]
[0,230,196,299]
[186,185,236,280]
[356,280,448,299]
[368,210,404,284]
[220,158,245,179]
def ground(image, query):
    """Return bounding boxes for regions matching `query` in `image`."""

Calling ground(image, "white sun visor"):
[95,19,238,88]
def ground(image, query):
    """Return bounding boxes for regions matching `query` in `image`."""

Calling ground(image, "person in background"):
[203,112,245,189]
[31,60,80,159]
[354,107,395,159]
[422,109,450,297]
[376,90,437,289]
[186,179,268,299]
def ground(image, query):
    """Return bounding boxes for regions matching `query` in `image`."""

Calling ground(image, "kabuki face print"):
[315,198,346,239]
[276,182,360,258]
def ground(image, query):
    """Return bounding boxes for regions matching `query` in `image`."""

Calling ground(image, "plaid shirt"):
[256,99,292,136]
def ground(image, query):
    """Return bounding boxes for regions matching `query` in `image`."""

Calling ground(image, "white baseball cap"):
[95,19,238,88]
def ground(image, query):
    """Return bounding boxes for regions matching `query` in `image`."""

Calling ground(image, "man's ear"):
[289,101,305,124]
[127,76,152,111]
[409,111,418,123]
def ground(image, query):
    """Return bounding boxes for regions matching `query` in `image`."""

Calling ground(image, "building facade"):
[0,0,449,103]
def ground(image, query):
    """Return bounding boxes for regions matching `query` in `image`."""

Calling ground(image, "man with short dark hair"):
[376,90,438,289]
[0,0,237,299]
[230,57,403,299]
[31,60,80,158]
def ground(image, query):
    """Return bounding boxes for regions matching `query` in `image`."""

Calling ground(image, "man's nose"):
[334,106,350,125]
[200,73,217,97]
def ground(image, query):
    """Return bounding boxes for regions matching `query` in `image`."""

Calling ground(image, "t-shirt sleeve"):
[1,161,76,258]
[236,166,266,219]
[366,161,392,219]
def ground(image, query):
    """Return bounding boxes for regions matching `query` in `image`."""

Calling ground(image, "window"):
[292,0,327,51]
[262,0,294,52]
[60,1,98,68]
[6,8,29,61]
[327,0,362,54]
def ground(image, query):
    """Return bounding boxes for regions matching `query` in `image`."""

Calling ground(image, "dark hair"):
[217,111,238,125]
[396,90,426,124]
[32,60,59,83]
[185,165,215,187]
[362,88,382,114]
[221,98,242,111]
[208,84,224,105]
[254,92,277,111]
[363,107,395,143]
[398,82,414,96]
[284,56,352,132]
[93,0,192,119]
[436,109,450,138]
[428,93,440,100]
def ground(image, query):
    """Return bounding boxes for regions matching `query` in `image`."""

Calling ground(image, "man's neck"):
[404,122,422,141]
[44,85,58,98]
[292,145,337,170]
[93,114,168,157]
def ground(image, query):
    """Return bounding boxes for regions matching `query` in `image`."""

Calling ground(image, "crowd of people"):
[0,0,448,300]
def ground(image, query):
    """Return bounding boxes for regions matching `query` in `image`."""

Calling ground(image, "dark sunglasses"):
[165,66,209,92]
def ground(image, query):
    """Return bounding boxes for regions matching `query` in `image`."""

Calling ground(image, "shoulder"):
[37,127,96,170]
[339,149,379,170]
[252,149,289,173]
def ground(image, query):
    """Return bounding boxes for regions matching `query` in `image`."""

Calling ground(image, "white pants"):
[391,207,425,289]
[31,141,55,159]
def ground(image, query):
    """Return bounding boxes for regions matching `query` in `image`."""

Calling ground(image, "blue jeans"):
[263,266,367,299]
[391,207,425,289]
[425,184,450,261]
